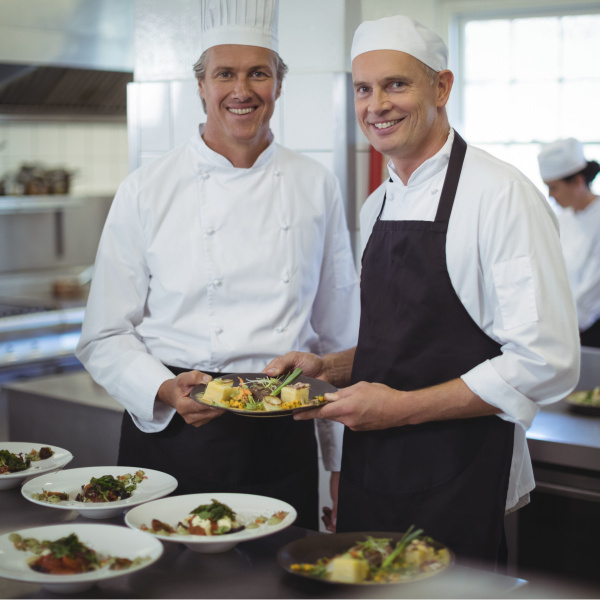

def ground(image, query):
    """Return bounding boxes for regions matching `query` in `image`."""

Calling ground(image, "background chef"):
[266,14,580,562]
[538,138,600,347]
[76,0,360,530]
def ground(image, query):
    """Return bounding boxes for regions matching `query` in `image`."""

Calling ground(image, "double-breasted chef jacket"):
[339,129,579,553]
[76,125,361,527]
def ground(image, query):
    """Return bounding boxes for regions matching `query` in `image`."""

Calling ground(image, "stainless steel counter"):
[0,486,532,599]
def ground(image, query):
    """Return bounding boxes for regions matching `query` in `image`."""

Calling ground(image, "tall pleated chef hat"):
[351,15,447,72]
[538,138,587,181]
[200,0,279,52]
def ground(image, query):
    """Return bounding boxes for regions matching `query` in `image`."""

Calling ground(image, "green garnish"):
[271,368,303,397]
[380,526,424,570]
[191,499,236,521]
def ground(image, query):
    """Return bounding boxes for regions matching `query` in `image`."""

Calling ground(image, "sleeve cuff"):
[315,419,344,471]
[461,359,539,430]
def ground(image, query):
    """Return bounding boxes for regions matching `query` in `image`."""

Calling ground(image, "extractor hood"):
[0,63,133,118]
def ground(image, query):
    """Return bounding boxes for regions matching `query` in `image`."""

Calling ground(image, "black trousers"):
[581,318,600,348]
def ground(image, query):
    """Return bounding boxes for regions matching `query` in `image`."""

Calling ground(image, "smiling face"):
[352,50,453,177]
[198,44,281,164]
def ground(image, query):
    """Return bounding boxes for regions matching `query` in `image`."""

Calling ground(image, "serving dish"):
[0,523,163,594]
[125,492,296,553]
[21,466,178,519]
[0,442,73,490]
[565,388,600,417]
[277,530,453,586]
[190,372,336,417]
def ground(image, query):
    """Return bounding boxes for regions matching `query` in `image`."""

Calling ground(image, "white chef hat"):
[538,138,587,181]
[351,15,447,72]
[200,0,279,52]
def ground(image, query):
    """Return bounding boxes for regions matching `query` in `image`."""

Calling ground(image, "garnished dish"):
[565,387,600,416]
[10,532,149,575]
[0,446,54,475]
[31,470,147,504]
[141,498,287,537]
[191,370,337,417]
[125,492,296,553]
[0,524,163,594]
[21,467,178,519]
[0,442,73,491]
[278,529,453,586]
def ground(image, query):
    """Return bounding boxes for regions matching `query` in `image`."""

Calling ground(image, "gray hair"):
[418,61,438,86]
[193,49,288,112]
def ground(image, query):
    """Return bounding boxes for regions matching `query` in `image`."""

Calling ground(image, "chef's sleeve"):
[75,177,176,432]
[461,179,580,430]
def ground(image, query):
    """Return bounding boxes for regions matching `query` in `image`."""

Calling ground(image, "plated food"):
[21,467,178,519]
[0,523,163,594]
[278,529,453,585]
[565,387,600,416]
[125,492,296,553]
[0,442,73,491]
[191,370,336,417]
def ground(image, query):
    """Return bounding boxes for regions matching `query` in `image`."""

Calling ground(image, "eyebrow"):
[354,75,413,88]
[211,64,274,74]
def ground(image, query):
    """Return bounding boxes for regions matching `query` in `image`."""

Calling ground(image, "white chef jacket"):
[76,125,361,471]
[556,198,600,332]
[360,129,580,510]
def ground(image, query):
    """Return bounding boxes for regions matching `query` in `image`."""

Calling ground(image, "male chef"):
[265,15,580,561]
[75,0,360,530]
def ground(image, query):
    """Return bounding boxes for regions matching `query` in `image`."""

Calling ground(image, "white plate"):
[0,442,73,490]
[125,492,296,554]
[0,523,163,594]
[21,466,178,519]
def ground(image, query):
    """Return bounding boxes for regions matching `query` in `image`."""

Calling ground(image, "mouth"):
[227,107,257,115]
[371,118,403,130]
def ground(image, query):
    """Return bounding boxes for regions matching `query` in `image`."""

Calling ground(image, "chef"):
[265,15,580,562]
[538,138,600,347]
[75,0,360,530]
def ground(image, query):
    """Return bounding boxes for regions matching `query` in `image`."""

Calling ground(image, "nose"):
[232,76,252,101]
[369,88,391,115]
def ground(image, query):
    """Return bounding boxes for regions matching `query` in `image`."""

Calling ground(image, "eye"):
[389,81,405,90]
[355,86,370,95]
[217,71,233,79]
[251,71,269,78]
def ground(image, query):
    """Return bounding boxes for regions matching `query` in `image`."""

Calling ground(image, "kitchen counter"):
[0,486,532,599]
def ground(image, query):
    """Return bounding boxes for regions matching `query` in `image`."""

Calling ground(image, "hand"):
[263,351,325,380]
[294,381,402,430]
[321,471,340,532]
[157,370,225,427]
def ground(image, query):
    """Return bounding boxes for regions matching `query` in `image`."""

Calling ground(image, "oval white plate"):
[125,492,296,553]
[0,523,163,594]
[0,442,73,490]
[21,466,178,519]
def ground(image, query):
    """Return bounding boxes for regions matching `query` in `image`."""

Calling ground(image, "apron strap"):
[435,132,467,224]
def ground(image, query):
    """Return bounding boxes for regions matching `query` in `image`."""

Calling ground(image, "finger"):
[292,407,322,421]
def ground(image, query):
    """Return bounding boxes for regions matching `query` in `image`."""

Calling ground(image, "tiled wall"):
[0,120,129,197]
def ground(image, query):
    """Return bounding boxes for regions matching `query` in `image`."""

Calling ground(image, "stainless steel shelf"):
[0,195,86,214]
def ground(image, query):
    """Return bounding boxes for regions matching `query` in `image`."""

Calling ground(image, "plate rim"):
[0,442,73,482]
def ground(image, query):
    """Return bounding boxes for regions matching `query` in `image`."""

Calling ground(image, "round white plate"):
[125,492,297,553]
[0,523,163,594]
[0,442,73,490]
[21,466,178,519]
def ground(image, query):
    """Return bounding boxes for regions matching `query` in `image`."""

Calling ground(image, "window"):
[458,11,600,200]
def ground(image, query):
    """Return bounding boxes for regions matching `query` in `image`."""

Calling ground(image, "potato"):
[203,379,234,404]
[326,556,369,583]
[281,383,309,404]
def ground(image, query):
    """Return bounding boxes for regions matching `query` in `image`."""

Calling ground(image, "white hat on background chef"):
[538,138,588,181]
[351,15,448,72]
[200,0,279,52]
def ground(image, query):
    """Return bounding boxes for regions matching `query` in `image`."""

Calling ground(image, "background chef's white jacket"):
[360,129,580,510]
[556,199,600,331]
[76,126,361,471]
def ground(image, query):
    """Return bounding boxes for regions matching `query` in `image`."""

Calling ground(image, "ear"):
[275,80,282,101]
[197,79,206,101]
[435,70,454,108]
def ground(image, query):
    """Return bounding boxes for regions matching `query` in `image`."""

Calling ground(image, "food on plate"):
[567,387,600,407]
[197,369,326,413]
[9,532,148,574]
[140,498,288,536]
[0,447,54,475]
[31,470,146,503]
[290,527,450,584]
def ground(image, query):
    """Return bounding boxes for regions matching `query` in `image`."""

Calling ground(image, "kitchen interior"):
[1,0,600,598]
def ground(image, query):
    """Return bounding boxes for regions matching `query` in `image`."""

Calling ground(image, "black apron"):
[337,133,515,563]
[118,367,319,530]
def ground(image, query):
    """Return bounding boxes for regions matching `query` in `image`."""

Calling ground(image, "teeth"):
[229,107,255,115]
[374,120,399,130]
